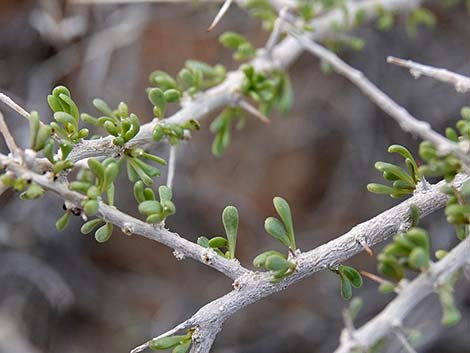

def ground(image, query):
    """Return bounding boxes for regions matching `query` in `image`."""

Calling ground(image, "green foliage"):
[252,250,296,283]
[125,147,166,185]
[418,108,470,181]
[48,86,89,144]
[437,275,462,326]
[82,100,140,147]
[219,32,255,61]
[210,107,244,157]
[264,196,296,250]
[197,206,239,259]
[407,7,436,36]
[153,120,200,146]
[334,265,363,300]
[245,0,277,31]
[134,182,176,223]
[441,182,470,240]
[375,5,395,31]
[241,65,293,116]
[149,333,192,352]
[252,197,297,282]
[149,61,226,104]
[367,144,421,198]
[377,227,430,281]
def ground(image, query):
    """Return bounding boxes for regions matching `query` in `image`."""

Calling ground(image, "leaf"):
[83,199,99,216]
[273,197,295,249]
[208,236,228,249]
[149,335,190,350]
[408,247,429,270]
[148,88,166,118]
[95,223,113,243]
[138,200,162,216]
[253,250,286,268]
[81,219,103,234]
[172,340,191,353]
[197,236,210,248]
[56,212,71,231]
[219,31,248,48]
[265,254,291,272]
[340,265,363,288]
[222,205,238,259]
[158,185,173,202]
[340,273,353,300]
[133,181,146,203]
[264,217,291,248]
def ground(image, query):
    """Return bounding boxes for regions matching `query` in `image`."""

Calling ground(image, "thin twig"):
[335,235,470,353]
[0,111,21,155]
[285,27,465,161]
[393,326,418,353]
[166,146,177,190]
[207,0,233,31]
[0,93,30,120]
[387,56,470,93]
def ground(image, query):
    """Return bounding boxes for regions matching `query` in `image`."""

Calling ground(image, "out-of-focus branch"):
[66,0,425,163]
[387,56,470,93]
[0,93,30,120]
[286,28,465,160]
[334,235,470,353]
[0,111,21,156]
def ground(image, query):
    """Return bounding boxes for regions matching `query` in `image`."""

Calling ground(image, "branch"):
[130,171,469,353]
[66,0,425,162]
[0,111,21,156]
[0,93,30,120]
[334,235,470,353]
[0,153,248,280]
[285,28,466,160]
[387,56,470,93]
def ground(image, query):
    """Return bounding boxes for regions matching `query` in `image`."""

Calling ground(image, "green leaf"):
[197,236,210,248]
[158,185,172,202]
[133,181,146,203]
[367,183,395,195]
[219,32,249,48]
[149,335,190,350]
[83,199,99,216]
[265,254,292,272]
[148,88,166,118]
[222,205,238,259]
[88,159,105,182]
[408,247,429,270]
[273,197,295,249]
[172,340,191,353]
[138,200,163,216]
[56,212,71,231]
[93,98,115,118]
[208,236,228,249]
[81,219,103,234]
[95,222,113,243]
[340,265,363,288]
[340,273,353,300]
[264,217,291,248]
[253,250,286,268]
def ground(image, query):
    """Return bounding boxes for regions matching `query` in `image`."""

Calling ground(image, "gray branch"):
[67,0,424,162]
[334,235,470,353]
[387,56,470,94]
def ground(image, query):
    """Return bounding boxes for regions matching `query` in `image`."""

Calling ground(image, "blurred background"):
[0,1,469,352]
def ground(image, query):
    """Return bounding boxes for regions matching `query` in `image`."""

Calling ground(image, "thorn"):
[207,0,232,32]
[360,270,391,285]
[238,99,270,124]
[356,239,373,256]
